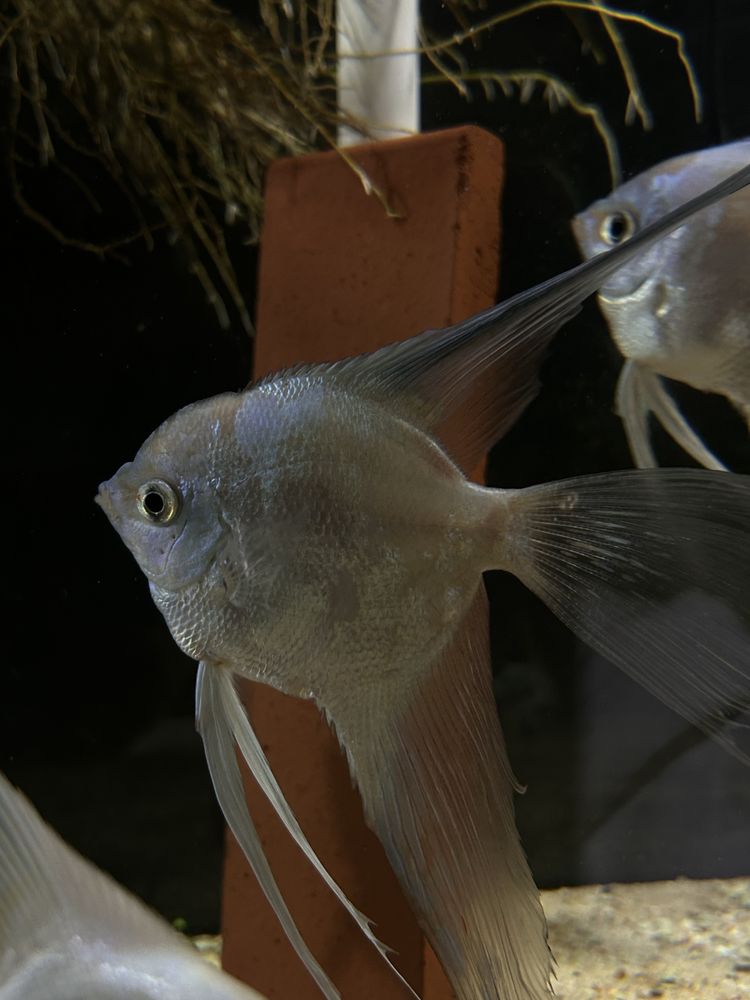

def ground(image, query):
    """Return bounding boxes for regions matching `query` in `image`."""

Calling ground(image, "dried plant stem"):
[0,0,703,330]
[429,1,703,124]
[424,67,622,185]
[588,0,651,129]
[343,1,702,125]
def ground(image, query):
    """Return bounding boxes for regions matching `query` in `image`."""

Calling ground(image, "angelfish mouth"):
[599,271,659,306]
[94,483,117,522]
[95,463,133,524]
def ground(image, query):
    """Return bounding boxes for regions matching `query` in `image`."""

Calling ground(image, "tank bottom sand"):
[195,877,750,998]
[542,877,750,999]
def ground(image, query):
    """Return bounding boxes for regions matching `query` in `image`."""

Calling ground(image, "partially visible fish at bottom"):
[97,163,750,1000]
[572,139,750,470]
[0,772,266,1000]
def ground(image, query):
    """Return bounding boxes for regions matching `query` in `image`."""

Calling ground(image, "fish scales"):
[98,163,750,999]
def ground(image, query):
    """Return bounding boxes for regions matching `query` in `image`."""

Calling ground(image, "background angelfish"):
[572,139,750,470]
[97,166,750,1000]
[0,771,266,1000]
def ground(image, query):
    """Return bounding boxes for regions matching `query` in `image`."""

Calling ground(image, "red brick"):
[222,125,505,999]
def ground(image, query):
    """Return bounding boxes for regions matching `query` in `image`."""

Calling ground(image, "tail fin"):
[501,470,750,764]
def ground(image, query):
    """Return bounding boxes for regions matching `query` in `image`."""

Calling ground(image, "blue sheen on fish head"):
[95,392,241,593]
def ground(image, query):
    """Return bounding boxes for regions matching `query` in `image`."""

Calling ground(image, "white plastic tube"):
[336,0,419,146]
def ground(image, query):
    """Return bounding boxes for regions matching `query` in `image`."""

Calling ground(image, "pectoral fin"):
[339,589,553,1000]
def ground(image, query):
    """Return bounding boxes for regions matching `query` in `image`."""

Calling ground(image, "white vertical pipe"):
[336,0,419,147]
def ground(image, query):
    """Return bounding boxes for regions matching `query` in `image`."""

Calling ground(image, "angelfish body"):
[0,772,266,1000]
[573,139,750,469]
[139,383,496,708]
[99,165,750,1000]
[102,377,545,999]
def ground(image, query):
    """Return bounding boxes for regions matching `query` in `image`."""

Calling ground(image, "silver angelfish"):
[573,139,750,470]
[0,771,266,1000]
[97,165,750,1000]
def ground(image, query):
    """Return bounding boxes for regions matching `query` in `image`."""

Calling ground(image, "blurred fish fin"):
[0,772,176,966]
[618,361,729,470]
[0,771,61,953]
[196,666,418,1000]
[291,162,750,472]
[615,360,659,468]
[344,589,553,1000]
[503,470,750,764]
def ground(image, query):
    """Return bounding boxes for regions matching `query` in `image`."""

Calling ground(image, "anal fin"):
[341,589,553,1000]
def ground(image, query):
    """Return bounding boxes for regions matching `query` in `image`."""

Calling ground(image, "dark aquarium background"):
[2,0,749,933]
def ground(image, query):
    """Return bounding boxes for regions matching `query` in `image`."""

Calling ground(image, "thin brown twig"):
[0,0,702,332]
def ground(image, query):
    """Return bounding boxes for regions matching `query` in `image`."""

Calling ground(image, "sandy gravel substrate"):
[194,876,750,997]
[543,877,750,999]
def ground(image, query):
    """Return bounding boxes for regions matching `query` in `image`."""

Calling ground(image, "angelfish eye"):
[136,480,181,524]
[600,210,636,246]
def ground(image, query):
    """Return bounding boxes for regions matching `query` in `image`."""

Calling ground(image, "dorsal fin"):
[264,163,750,472]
